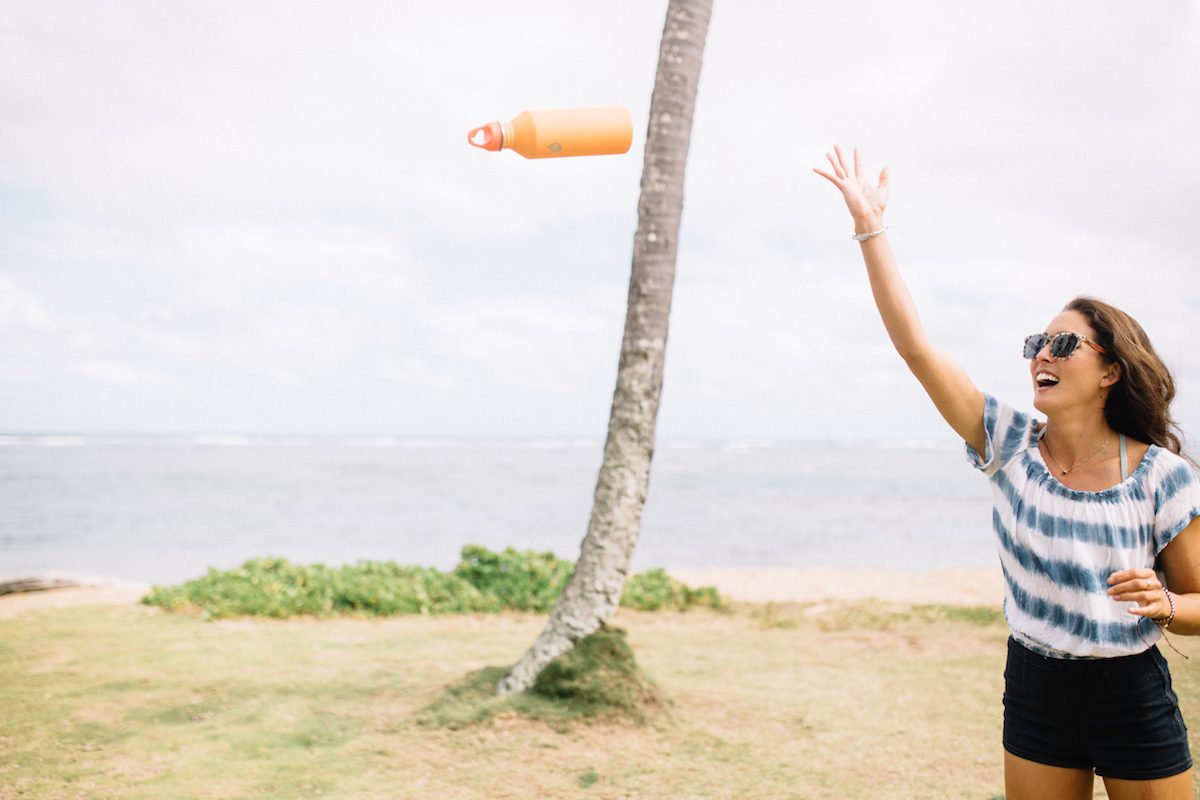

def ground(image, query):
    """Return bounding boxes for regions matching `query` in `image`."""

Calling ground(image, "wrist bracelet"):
[1155,588,1177,629]
[852,227,888,242]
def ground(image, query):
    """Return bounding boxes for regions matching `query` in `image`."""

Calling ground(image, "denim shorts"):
[1003,636,1192,781]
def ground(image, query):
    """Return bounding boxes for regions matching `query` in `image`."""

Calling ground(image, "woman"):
[814,146,1200,800]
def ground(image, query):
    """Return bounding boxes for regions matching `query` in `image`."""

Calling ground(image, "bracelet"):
[1155,588,1177,629]
[852,227,889,242]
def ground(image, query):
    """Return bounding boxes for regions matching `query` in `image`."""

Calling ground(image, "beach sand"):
[667,567,1003,607]
[0,584,150,619]
[0,567,1003,618]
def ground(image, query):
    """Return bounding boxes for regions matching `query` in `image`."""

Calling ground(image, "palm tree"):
[497,0,713,695]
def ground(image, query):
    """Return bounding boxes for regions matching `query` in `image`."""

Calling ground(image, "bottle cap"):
[467,122,503,151]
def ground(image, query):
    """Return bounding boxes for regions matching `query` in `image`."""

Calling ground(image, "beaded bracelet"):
[1155,588,1177,629]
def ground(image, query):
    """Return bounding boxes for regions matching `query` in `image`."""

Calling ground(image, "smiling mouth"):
[1035,372,1060,389]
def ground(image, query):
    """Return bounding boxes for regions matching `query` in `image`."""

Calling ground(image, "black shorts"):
[1003,636,1192,781]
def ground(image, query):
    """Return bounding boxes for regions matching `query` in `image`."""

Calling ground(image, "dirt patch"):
[667,566,1003,606]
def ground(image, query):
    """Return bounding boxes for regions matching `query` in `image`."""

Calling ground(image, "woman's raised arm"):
[814,146,986,455]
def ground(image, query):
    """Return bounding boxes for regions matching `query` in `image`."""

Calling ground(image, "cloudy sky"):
[3,1,1198,442]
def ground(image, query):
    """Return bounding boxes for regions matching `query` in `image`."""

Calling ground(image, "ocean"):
[0,436,996,586]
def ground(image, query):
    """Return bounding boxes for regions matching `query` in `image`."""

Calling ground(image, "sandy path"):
[667,567,1003,607]
[0,585,150,619]
[0,567,1004,618]
[0,573,151,619]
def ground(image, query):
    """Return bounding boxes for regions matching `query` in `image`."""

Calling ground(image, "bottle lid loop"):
[467,122,503,151]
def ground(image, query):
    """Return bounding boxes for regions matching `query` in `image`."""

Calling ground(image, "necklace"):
[1042,432,1111,476]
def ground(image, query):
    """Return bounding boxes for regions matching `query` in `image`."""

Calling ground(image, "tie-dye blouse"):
[966,394,1200,658]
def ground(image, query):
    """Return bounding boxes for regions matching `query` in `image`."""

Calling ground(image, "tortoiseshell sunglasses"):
[1023,331,1107,360]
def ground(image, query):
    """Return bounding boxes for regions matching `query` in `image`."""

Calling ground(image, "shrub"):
[452,545,572,612]
[621,568,726,611]
[143,546,725,619]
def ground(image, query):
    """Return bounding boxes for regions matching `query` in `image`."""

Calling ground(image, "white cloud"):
[71,360,145,384]
[0,275,53,329]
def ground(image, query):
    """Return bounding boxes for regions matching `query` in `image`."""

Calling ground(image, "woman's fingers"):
[1107,568,1168,619]
[815,147,886,202]
[1108,576,1160,592]
[834,145,851,178]
[825,151,844,178]
[1107,568,1156,587]
[1126,593,1170,618]
[1108,578,1161,598]
[1113,588,1162,604]
[812,167,842,187]
[1111,585,1167,619]
[825,151,844,179]
[818,146,883,186]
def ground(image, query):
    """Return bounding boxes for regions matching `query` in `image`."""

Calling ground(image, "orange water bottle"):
[467,107,632,159]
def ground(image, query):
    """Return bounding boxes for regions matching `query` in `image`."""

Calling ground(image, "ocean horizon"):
[1,434,995,586]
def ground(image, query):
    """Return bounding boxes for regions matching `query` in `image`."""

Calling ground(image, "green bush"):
[143,558,338,619]
[329,561,498,615]
[143,545,725,619]
[143,557,496,618]
[452,545,572,612]
[621,568,725,611]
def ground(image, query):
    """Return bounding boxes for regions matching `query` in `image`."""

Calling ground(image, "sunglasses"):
[1023,331,1107,360]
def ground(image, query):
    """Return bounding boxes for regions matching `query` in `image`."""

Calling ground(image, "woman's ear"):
[1100,362,1122,389]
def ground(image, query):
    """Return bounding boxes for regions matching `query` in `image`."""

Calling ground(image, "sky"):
[3,1,1199,443]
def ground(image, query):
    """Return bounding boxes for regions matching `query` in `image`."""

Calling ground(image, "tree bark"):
[496,0,712,695]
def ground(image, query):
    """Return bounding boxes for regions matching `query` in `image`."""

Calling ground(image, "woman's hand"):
[1108,568,1172,621]
[813,145,889,228]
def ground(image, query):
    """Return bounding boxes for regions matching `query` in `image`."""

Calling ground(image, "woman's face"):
[1030,310,1119,417]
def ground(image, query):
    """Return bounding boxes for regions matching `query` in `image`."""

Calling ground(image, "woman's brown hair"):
[1065,296,1184,454]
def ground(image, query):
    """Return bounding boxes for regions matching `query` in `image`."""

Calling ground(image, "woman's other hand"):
[813,145,889,228]
[1107,568,1172,622]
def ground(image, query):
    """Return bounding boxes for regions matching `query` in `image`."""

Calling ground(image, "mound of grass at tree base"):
[142,544,726,619]
[418,626,670,729]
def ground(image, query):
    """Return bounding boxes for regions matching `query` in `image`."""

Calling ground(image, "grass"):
[2,599,1198,799]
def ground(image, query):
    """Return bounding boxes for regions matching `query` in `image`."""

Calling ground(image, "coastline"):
[0,567,1003,618]
[666,566,1003,607]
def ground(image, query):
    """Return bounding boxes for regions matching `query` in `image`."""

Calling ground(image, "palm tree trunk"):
[496,0,712,695]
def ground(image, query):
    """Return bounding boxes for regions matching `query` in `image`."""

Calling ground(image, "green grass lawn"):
[2,600,1197,799]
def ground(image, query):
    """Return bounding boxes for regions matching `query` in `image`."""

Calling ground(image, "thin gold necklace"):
[1042,432,1111,476]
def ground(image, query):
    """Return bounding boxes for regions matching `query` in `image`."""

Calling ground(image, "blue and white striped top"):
[966,394,1200,658]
